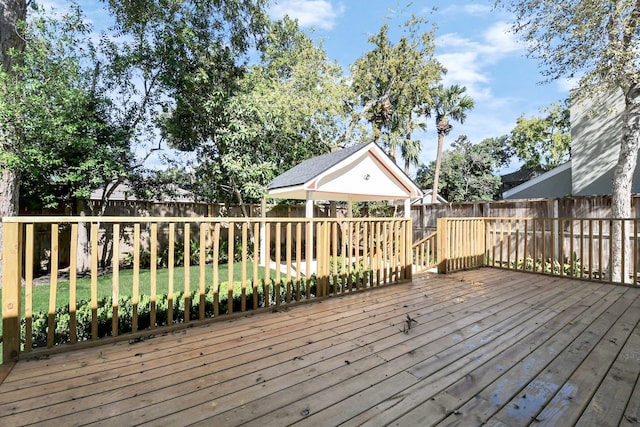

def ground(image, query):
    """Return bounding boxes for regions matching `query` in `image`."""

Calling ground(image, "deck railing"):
[7,214,636,363]
[1,216,413,363]
[435,217,640,286]
[436,217,486,273]
[411,231,437,273]
[484,217,639,285]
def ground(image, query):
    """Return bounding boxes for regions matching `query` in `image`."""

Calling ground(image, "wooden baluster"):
[183,222,190,322]
[212,223,220,317]
[132,223,140,333]
[25,224,34,351]
[91,222,98,340]
[150,223,158,328]
[199,223,207,319]
[242,222,248,311]
[112,223,120,337]
[168,223,175,325]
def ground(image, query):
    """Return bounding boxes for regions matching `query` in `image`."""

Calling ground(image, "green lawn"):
[0,262,275,339]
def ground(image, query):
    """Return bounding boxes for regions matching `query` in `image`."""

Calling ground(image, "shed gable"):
[309,150,413,200]
[267,142,422,202]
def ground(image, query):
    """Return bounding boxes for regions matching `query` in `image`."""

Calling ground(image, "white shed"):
[264,142,423,267]
[267,141,423,215]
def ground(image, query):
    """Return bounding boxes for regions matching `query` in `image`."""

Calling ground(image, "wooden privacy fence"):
[1,216,413,363]
[435,217,640,286]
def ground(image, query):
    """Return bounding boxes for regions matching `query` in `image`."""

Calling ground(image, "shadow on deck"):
[1,268,640,426]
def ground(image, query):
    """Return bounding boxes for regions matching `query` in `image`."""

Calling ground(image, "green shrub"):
[328,256,375,293]
[21,275,319,349]
[508,252,583,276]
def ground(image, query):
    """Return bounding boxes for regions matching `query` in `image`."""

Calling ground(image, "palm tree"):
[383,108,426,174]
[401,137,422,175]
[430,84,474,203]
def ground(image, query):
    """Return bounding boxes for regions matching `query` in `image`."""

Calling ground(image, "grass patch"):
[0,262,277,340]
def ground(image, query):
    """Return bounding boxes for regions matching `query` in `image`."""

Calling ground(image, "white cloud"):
[438,4,493,16]
[438,52,487,87]
[461,4,493,15]
[480,22,521,57]
[435,21,525,101]
[270,0,345,30]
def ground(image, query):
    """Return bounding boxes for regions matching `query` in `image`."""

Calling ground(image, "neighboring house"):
[504,89,635,199]
[502,162,572,199]
[411,189,448,205]
[499,168,544,198]
[90,182,195,203]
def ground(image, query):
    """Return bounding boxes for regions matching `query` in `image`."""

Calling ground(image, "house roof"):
[269,143,368,190]
[500,168,544,184]
[502,161,572,200]
[267,142,423,202]
[411,189,448,204]
[90,182,195,203]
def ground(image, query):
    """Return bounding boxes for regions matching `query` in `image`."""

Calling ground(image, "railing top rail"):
[2,216,412,224]
[440,217,490,221]
[482,216,640,221]
[412,232,437,248]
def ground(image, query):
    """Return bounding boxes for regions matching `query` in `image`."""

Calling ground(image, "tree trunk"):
[1,0,26,72]
[611,83,640,283]
[74,198,91,273]
[431,132,445,204]
[0,168,20,279]
[0,0,27,281]
[404,127,411,175]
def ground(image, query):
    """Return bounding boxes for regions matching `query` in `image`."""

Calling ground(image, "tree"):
[400,135,423,175]
[416,135,509,202]
[508,101,570,171]
[349,13,444,166]
[430,84,474,203]
[496,0,640,282]
[170,17,352,205]
[0,7,130,213]
[94,0,270,210]
[0,0,27,279]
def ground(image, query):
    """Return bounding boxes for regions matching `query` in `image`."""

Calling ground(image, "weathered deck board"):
[1,268,640,427]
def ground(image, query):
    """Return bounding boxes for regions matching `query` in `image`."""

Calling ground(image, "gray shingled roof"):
[268,142,372,190]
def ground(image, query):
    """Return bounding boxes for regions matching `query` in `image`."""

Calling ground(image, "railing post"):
[405,218,413,280]
[315,221,324,296]
[437,217,448,274]
[480,219,488,267]
[2,221,23,363]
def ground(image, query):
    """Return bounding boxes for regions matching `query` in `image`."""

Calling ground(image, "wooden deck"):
[2,268,640,426]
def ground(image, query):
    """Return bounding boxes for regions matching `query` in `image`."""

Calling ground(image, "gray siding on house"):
[503,162,572,199]
[570,89,640,196]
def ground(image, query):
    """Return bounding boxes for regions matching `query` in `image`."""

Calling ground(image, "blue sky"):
[57,0,571,174]
[269,0,573,172]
